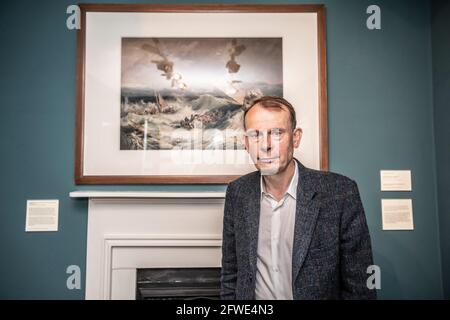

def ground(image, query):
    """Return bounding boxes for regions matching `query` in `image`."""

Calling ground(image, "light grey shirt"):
[255,161,298,300]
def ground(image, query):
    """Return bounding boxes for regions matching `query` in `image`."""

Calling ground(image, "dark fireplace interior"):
[136,267,221,300]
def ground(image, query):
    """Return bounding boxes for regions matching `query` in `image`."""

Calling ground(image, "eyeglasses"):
[244,128,289,142]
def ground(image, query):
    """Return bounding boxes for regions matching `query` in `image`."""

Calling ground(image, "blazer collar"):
[292,158,320,285]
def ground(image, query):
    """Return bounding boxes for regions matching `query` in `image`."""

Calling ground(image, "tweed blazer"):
[220,159,377,300]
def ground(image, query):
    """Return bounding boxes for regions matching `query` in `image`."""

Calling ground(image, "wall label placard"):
[381,199,414,230]
[25,200,59,232]
[380,170,412,191]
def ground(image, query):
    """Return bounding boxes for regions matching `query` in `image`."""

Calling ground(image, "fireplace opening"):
[136,267,221,300]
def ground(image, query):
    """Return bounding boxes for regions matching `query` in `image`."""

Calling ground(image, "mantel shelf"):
[69,191,226,199]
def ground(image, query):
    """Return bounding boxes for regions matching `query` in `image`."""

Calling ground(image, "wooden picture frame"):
[75,4,328,184]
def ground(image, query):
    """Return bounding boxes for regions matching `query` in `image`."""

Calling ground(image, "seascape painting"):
[120,37,283,150]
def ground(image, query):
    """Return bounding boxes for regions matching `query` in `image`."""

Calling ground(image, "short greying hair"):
[243,96,297,130]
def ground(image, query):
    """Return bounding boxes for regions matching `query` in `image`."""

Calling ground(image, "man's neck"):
[262,160,296,201]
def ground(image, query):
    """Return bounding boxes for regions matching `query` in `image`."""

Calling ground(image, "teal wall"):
[432,0,450,300]
[0,0,445,299]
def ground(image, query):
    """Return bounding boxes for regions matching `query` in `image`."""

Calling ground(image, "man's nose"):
[259,132,272,152]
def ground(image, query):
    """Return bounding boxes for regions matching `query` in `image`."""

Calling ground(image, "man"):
[220,96,376,300]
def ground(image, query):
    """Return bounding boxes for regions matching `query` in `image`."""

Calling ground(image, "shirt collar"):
[260,160,298,200]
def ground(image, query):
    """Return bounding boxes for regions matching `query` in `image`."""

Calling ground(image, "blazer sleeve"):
[339,180,377,300]
[220,183,238,299]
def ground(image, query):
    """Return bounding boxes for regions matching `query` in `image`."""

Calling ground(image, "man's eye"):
[271,129,281,136]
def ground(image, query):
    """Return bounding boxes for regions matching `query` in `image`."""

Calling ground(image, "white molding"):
[111,269,136,300]
[83,195,225,299]
[69,191,225,199]
[104,234,222,240]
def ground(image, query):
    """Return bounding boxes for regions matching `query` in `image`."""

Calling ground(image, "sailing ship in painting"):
[120,38,283,150]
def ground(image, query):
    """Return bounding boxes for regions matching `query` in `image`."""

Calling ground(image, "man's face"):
[244,103,302,175]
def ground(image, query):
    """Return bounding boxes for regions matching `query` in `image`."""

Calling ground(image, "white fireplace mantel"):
[70,190,226,300]
[69,190,226,199]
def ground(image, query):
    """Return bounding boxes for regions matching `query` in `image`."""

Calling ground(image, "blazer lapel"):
[244,172,261,276]
[292,160,320,284]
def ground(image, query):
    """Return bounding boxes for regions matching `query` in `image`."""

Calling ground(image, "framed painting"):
[75,4,328,184]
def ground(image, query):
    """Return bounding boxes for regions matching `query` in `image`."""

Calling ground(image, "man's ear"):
[293,128,302,148]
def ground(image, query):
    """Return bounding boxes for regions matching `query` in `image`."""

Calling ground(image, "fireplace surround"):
[70,191,225,299]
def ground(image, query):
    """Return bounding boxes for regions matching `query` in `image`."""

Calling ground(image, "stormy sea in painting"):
[120,38,283,150]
